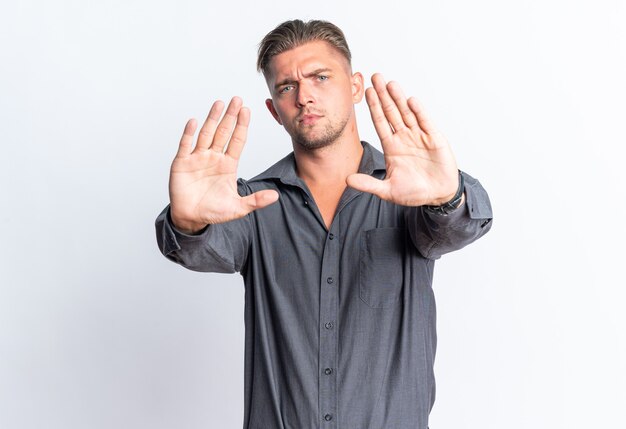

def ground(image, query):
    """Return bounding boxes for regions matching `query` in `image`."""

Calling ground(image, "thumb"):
[239,189,280,215]
[346,174,389,199]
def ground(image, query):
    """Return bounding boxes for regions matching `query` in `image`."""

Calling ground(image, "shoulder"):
[236,151,298,196]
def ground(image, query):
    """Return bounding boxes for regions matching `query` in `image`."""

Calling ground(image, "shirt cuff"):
[160,206,212,256]
[422,171,493,228]
[423,193,470,226]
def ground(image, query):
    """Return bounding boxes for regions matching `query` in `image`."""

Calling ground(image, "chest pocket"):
[359,227,405,308]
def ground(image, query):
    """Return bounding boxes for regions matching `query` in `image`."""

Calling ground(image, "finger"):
[365,87,393,142]
[239,189,279,215]
[387,81,419,130]
[371,73,405,132]
[225,106,250,160]
[177,118,197,157]
[210,97,243,153]
[346,173,391,200]
[194,100,225,152]
[407,97,438,135]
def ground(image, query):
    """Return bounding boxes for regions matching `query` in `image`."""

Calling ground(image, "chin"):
[293,134,337,151]
[291,121,349,151]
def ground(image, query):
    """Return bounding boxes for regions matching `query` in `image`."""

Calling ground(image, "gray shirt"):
[155,141,493,429]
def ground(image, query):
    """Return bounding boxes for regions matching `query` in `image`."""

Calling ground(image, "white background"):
[1,0,625,428]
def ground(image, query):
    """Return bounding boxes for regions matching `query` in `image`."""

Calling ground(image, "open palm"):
[347,74,460,207]
[169,97,278,233]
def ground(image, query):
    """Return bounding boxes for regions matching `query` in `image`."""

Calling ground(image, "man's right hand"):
[169,97,279,234]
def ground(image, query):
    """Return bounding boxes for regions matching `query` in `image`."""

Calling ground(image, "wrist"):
[169,210,209,235]
[425,170,465,215]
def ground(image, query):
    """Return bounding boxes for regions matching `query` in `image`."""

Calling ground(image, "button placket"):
[319,225,339,428]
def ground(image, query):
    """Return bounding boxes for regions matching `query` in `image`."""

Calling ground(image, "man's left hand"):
[347,74,462,207]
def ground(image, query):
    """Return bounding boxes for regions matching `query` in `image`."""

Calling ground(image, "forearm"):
[155,205,250,273]
[407,171,493,260]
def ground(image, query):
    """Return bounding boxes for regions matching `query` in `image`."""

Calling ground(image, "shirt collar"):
[248,141,386,186]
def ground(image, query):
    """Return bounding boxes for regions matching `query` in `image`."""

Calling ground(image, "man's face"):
[264,40,363,151]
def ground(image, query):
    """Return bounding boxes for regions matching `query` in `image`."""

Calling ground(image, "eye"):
[317,75,328,81]
[279,85,294,94]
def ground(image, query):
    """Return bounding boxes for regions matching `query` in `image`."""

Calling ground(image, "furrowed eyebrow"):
[274,68,333,90]
[274,79,295,90]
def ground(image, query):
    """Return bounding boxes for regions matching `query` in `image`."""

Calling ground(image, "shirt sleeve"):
[406,171,493,260]
[154,180,253,273]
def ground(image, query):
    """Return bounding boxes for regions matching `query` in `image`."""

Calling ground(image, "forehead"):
[266,40,350,80]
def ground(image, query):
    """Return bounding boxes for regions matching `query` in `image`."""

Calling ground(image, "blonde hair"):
[257,19,352,76]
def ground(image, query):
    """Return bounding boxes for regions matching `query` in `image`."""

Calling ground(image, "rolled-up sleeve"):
[407,171,493,260]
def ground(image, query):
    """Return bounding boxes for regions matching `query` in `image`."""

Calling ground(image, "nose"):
[296,82,315,107]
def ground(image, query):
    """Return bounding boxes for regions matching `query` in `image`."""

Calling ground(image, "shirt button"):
[326,277,334,284]
[324,414,333,421]
[325,322,333,329]
[304,200,309,206]
[328,233,334,240]
[324,368,333,375]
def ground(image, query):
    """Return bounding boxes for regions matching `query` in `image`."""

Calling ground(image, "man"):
[156,19,492,429]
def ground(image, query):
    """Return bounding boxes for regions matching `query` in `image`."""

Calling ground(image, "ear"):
[351,72,365,103]
[265,99,283,125]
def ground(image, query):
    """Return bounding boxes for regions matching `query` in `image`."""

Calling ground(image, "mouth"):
[298,114,323,126]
